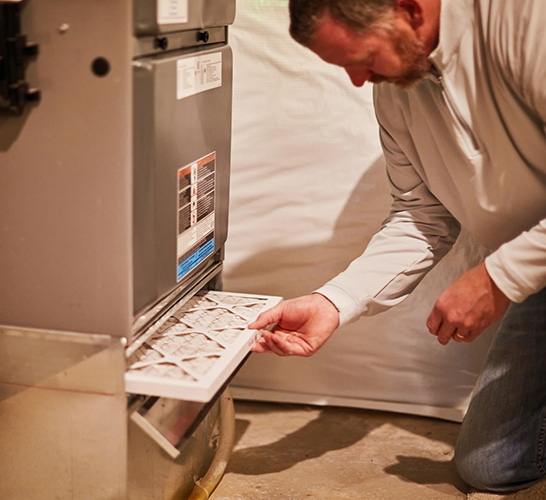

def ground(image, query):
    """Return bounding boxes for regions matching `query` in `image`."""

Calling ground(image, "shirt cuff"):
[313,283,364,327]
[485,252,533,303]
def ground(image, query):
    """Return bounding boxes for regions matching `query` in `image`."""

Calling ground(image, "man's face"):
[308,12,430,89]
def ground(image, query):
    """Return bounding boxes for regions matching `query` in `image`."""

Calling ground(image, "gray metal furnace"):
[0,1,277,498]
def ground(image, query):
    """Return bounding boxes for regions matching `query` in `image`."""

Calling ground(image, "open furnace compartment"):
[127,290,280,463]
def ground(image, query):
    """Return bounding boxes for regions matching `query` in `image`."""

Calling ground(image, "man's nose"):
[345,67,371,87]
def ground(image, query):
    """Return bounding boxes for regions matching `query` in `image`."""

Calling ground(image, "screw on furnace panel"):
[155,37,169,50]
[91,57,110,77]
[59,23,70,34]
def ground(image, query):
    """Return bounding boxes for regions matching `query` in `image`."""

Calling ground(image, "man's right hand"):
[249,293,340,357]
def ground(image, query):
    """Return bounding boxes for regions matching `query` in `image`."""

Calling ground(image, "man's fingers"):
[251,337,274,354]
[254,331,310,356]
[250,342,268,353]
[253,332,288,356]
[427,305,465,345]
[426,308,442,336]
[248,302,284,330]
[452,327,472,343]
[428,307,460,345]
[426,264,511,347]
[248,294,340,357]
[452,330,465,343]
[428,314,475,345]
[436,322,456,345]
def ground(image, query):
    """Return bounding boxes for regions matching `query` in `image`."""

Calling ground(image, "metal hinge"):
[0,0,40,114]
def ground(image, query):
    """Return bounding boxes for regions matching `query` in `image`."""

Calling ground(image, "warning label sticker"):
[177,52,222,100]
[177,152,216,281]
[157,0,188,25]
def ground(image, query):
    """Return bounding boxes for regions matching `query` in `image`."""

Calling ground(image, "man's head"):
[289,0,440,89]
[289,0,396,46]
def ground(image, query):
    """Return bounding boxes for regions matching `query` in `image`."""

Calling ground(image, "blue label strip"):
[177,237,215,281]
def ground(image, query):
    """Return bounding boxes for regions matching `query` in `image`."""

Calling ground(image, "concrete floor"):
[212,400,469,500]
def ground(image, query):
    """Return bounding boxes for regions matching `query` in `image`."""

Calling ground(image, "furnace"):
[0,1,278,498]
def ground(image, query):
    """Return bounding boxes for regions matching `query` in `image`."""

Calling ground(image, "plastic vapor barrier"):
[223,0,496,422]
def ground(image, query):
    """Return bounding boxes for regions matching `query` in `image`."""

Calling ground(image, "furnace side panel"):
[0,0,133,337]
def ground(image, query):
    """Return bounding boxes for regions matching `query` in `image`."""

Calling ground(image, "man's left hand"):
[426,262,511,345]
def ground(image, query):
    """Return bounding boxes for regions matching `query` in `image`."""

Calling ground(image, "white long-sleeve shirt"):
[316,0,546,325]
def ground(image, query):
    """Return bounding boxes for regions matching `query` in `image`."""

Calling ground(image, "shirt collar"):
[429,0,475,70]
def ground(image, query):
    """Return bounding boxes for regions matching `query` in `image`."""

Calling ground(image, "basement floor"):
[211,400,469,500]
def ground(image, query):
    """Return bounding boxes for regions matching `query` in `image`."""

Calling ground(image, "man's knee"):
[454,439,507,492]
[455,436,543,493]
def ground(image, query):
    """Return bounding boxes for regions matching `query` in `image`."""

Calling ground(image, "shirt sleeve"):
[315,124,461,326]
[517,0,546,128]
[485,220,546,302]
[483,0,546,303]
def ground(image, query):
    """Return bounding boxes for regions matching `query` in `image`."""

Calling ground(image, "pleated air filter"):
[126,291,281,401]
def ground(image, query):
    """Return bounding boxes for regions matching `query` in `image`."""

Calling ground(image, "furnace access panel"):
[133,43,233,316]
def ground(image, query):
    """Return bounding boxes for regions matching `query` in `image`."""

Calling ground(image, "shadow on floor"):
[385,455,469,493]
[227,402,469,495]
[228,406,374,475]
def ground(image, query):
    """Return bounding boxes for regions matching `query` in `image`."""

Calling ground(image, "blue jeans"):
[455,287,546,492]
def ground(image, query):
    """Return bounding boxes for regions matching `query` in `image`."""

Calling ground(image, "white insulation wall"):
[224,0,497,422]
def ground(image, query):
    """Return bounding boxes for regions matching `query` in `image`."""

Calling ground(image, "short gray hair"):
[289,0,397,46]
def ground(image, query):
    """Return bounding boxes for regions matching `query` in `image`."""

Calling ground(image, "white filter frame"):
[125,291,281,402]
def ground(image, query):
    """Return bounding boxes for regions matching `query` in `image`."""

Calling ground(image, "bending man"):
[250,0,546,494]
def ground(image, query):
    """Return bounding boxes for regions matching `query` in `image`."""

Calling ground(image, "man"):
[249,0,546,494]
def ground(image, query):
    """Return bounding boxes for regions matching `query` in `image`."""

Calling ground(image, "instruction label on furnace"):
[177,152,216,281]
[157,0,188,24]
[177,53,222,100]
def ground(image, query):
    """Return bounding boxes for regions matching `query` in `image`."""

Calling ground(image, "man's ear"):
[395,0,424,29]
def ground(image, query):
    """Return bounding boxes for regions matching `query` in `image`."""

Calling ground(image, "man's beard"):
[371,28,431,89]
